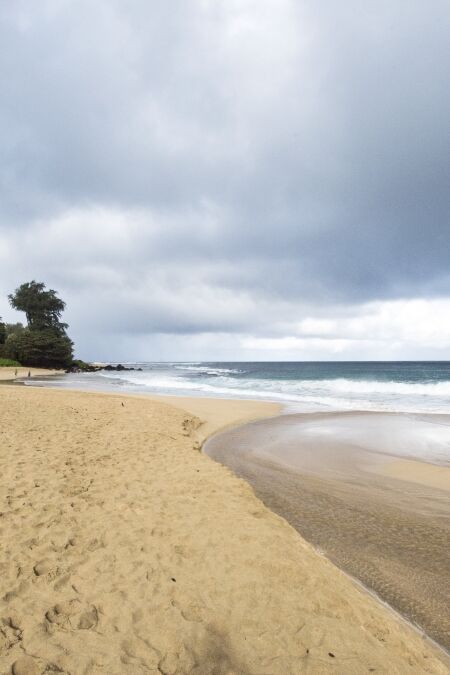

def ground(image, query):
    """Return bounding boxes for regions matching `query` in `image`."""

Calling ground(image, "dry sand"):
[0,368,61,382]
[0,386,449,674]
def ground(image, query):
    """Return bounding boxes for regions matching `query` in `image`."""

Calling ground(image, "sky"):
[0,0,449,361]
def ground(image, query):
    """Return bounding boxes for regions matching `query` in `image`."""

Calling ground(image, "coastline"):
[205,412,450,652]
[1,384,449,673]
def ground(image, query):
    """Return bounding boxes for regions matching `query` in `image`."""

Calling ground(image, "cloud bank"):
[0,1,449,360]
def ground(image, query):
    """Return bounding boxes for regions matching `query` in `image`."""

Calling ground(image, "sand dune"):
[0,386,448,674]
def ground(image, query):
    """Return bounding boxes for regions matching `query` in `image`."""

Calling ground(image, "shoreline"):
[12,371,450,485]
[1,383,449,671]
[205,412,450,653]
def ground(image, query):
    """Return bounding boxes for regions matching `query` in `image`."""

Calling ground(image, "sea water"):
[26,361,450,414]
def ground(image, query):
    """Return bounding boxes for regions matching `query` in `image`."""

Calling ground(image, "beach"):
[0,367,62,382]
[0,384,449,674]
[206,412,450,652]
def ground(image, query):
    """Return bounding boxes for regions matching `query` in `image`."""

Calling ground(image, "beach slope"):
[0,386,448,674]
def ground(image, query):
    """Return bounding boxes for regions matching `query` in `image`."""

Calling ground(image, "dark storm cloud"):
[0,0,449,358]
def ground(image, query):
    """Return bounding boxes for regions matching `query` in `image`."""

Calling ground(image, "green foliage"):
[71,359,92,371]
[4,329,73,368]
[9,281,67,334]
[5,281,74,368]
[5,322,24,337]
[0,358,21,367]
[0,323,25,359]
[0,319,6,345]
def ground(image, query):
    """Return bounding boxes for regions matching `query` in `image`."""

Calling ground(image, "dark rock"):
[102,364,136,372]
[66,362,140,374]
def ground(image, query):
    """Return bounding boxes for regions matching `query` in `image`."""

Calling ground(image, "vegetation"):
[8,281,68,334]
[71,359,94,371]
[5,329,73,368]
[0,358,21,367]
[2,281,74,368]
[0,321,25,363]
[5,322,25,338]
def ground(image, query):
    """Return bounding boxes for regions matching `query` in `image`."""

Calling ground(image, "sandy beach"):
[1,386,449,674]
[0,368,62,382]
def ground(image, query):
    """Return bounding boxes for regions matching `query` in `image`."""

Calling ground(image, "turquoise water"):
[26,361,450,413]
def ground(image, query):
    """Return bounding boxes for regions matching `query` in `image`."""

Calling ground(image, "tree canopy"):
[3,281,74,368]
[8,281,67,334]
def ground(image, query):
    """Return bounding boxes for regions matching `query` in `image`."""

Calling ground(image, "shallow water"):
[252,412,450,468]
[205,412,450,651]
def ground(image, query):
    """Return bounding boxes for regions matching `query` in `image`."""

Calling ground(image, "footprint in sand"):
[0,623,21,656]
[33,560,53,576]
[45,600,99,631]
[12,655,41,675]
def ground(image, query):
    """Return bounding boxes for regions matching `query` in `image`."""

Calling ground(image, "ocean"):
[25,361,450,414]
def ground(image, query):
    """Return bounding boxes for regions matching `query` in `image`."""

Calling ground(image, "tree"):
[7,281,74,368]
[0,320,23,359]
[5,322,24,337]
[4,329,73,368]
[8,281,67,334]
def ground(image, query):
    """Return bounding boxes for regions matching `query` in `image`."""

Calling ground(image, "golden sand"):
[0,367,61,381]
[0,385,448,674]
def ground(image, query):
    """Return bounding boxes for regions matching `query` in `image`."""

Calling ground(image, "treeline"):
[0,281,74,368]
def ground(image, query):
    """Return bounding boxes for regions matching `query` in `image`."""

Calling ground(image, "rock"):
[66,362,141,373]
[65,360,103,373]
[102,364,136,372]
[12,656,41,675]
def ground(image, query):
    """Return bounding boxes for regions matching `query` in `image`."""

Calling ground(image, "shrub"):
[71,359,92,371]
[0,358,21,367]
[4,329,73,369]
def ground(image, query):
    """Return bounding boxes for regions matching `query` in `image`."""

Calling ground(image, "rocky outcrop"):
[66,361,143,374]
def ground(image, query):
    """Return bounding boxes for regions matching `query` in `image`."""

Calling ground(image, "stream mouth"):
[204,411,450,652]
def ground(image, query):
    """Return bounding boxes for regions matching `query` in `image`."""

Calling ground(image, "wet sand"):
[205,411,450,652]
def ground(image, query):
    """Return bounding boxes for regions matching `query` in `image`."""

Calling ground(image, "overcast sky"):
[1,1,449,361]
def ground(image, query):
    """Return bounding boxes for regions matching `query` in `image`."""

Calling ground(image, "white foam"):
[174,365,245,375]
[29,366,450,415]
[301,378,450,397]
[89,371,450,414]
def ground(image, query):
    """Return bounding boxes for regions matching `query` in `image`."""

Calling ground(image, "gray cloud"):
[0,1,449,359]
